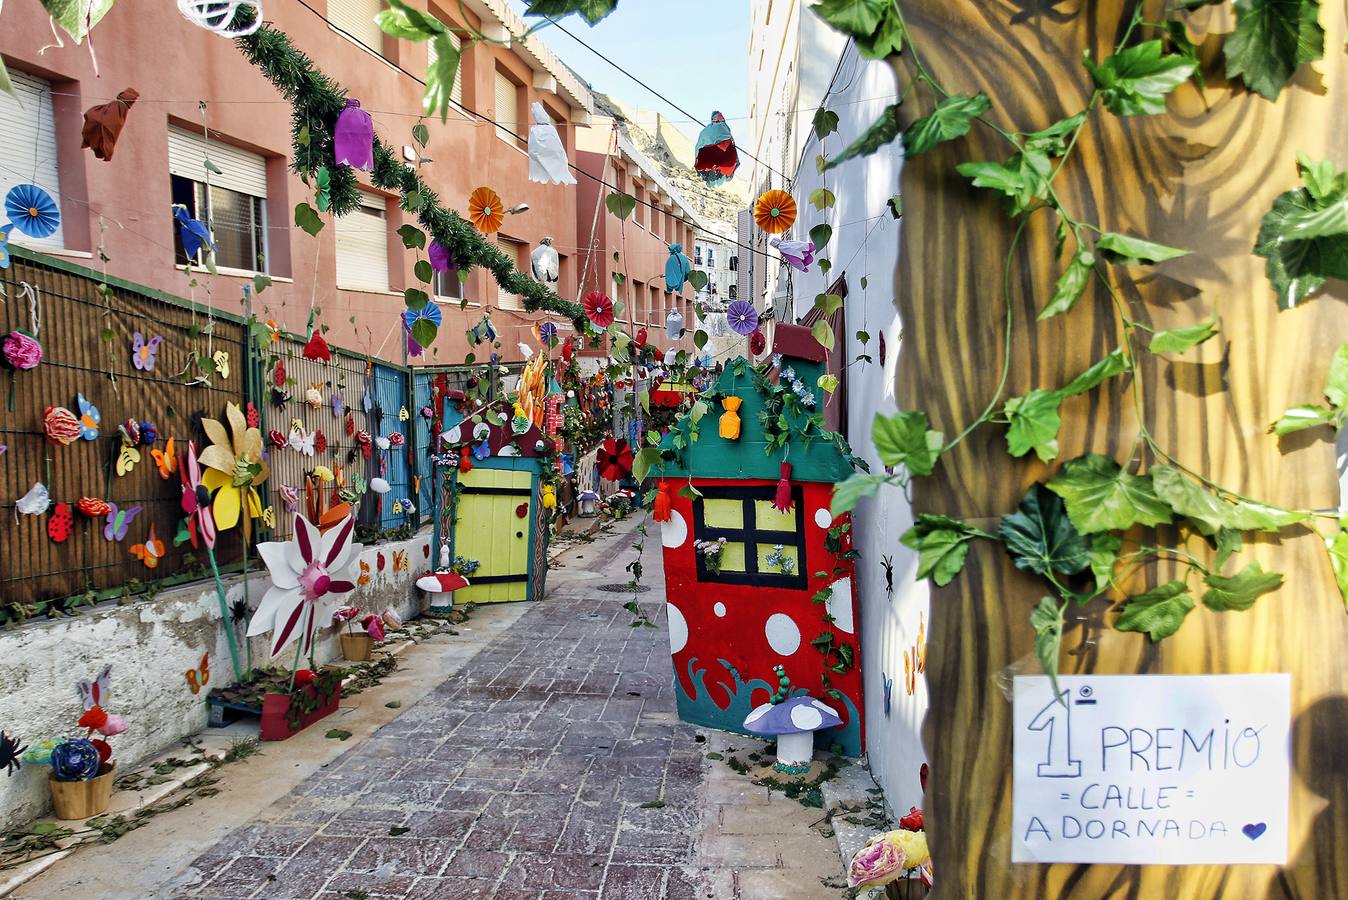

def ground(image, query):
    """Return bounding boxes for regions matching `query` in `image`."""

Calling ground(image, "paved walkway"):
[167,520,843,900]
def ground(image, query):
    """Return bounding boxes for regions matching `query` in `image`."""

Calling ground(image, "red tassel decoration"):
[653,482,672,522]
[459,453,473,473]
[774,462,793,512]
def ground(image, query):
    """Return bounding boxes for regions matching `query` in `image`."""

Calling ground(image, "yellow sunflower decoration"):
[469,186,505,234]
[199,402,270,539]
[754,189,797,234]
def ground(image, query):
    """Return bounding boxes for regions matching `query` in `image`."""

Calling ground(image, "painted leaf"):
[606,192,637,220]
[901,514,982,587]
[1223,0,1324,100]
[522,0,619,24]
[1114,581,1195,641]
[825,104,902,171]
[1095,232,1189,266]
[1148,316,1219,354]
[1083,39,1197,117]
[1047,454,1173,535]
[999,484,1091,577]
[1202,562,1283,612]
[1030,597,1064,692]
[902,93,990,156]
[1039,249,1095,320]
[871,410,942,476]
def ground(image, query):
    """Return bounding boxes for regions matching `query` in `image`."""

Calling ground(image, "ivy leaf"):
[1046,454,1173,535]
[1030,597,1065,692]
[1095,232,1189,266]
[809,0,886,36]
[1148,316,1219,354]
[871,410,943,477]
[1224,0,1325,101]
[1038,249,1095,320]
[810,223,833,249]
[632,448,663,482]
[1060,348,1129,396]
[1115,581,1195,641]
[1269,403,1335,434]
[901,515,982,587]
[398,224,426,250]
[831,472,887,516]
[1215,528,1244,568]
[40,0,115,44]
[415,260,433,283]
[606,192,637,220]
[999,484,1091,577]
[1088,533,1122,594]
[1022,111,1089,157]
[825,104,902,171]
[412,122,430,147]
[1254,184,1348,309]
[1202,562,1283,612]
[809,188,837,211]
[1327,515,1348,610]
[813,107,839,140]
[1154,464,1306,534]
[404,288,431,311]
[377,0,446,39]
[1297,152,1343,203]
[814,293,844,316]
[956,150,1052,217]
[294,202,325,236]
[812,319,836,351]
[411,319,438,348]
[1004,390,1062,463]
[901,93,990,156]
[855,4,905,58]
[425,32,463,122]
[522,0,619,25]
[687,270,709,291]
[1083,40,1197,117]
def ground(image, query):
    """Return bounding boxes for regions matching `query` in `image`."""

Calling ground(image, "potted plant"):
[44,666,127,819]
[848,766,933,898]
[259,667,344,742]
[333,606,372,661]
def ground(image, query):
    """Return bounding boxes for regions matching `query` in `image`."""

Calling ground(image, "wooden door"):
[452,467,534,604]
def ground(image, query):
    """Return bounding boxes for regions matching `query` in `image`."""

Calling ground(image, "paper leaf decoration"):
[132,333,162,371]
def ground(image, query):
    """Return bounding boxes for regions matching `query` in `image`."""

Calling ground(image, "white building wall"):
[787,42,927,817]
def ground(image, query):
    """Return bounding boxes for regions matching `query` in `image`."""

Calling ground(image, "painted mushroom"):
[743,671,843,773]
[416,545,470,610]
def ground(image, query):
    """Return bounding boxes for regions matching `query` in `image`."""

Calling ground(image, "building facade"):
[0,0,593,364]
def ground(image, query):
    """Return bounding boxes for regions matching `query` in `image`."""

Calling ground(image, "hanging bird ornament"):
[693,111,740,187]
[531,237,560,284]
[527,102,577,185]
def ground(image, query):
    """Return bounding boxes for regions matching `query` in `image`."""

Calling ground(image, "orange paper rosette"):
[754,189,797,234]
[469,186,505,234]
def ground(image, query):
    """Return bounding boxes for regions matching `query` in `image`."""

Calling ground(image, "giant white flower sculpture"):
[250,514,362,658]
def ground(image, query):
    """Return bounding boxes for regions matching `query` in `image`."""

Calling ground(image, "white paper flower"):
[248,514,363,658]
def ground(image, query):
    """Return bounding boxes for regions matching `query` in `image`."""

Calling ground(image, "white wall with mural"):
[788,43,929,817]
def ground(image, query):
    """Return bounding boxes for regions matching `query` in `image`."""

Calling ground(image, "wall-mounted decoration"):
[273,357,287,387]
[213,350,230,379]
[403,302,442,356]
[131,332,162,371]
[883,674,893,718]
[103,504,143,542]
[6,184,61,238]
[130,524,165,567]
[332,391,344,417]
[269,429,287,449]
[527,102,577,185]
[184,652,210,694]
[749,329,767,357]
[904,613,926,696]
[753,189,797,235]
[468,186,504,234]
[304,384,323,409]
[178,442,216,550]
[0,731,26,777]
[3,329,42,372]
[77,497,111,518]
[598,437,633,481]
[80,87,139,161]
[389,431,405,447]
[333,98,374,171]
[16,483,50,516]
[151,437,178,479]
[694,111,740,187]
[398,406,409,422]
[44,405,82,445]
[75,393,101,441]
[48,503,74,543]
[288,426,315,456]
[314,430,327,454]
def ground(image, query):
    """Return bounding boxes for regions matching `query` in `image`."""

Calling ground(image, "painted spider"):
[0,731,27,777]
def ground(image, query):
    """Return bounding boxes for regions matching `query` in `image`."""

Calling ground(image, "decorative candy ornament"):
[468,187,505,234]
[771,236,816,272]
[176,0,263,37]
[5,184,61,238]
[693,111,740,187]
[665,244,693,290]
[725,300,760,336]
[754,189,797,235]
[44,406,82,445]
[332,98,374,171]
[249,514,363,658]
[584,291,615,329]
[719,396,743,440]
[527,102,577,185]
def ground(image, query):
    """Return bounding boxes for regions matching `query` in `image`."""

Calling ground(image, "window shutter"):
[0,71,64,251]
[327,0,383,51]
[494,71,518,144]
[335,194,389,291]
[428,29,463,107]
[167,126,268,198]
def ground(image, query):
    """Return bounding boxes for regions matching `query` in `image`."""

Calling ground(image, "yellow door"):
[453,467,533,603]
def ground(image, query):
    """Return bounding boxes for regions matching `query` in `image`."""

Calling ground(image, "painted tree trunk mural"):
[891,2,1348,897]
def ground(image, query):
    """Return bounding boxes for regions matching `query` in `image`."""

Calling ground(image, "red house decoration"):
[652,325,866,756]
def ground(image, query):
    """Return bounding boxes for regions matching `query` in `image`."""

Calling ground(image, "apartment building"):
[0,0,593,363]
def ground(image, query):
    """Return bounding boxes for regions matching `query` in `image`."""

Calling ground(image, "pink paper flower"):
[2,331,42,369]
[847,836,907,890]
[98,714,128,737]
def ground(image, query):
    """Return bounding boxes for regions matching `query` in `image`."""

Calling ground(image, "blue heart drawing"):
[1242,823,1267,840]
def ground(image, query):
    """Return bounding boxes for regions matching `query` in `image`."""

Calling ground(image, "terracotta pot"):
[49,762,116,820]
[340,632,373,661]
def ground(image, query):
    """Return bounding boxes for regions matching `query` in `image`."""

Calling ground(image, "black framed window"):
[692,484,807,589]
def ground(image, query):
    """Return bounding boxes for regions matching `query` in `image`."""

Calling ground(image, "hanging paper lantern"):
[597,438,634,482]
[770,236,816,272]
[749,329,767,356]
[725,300,760,336]
[693,111,740,187]
[634,328,648,349]
[333,98,374,172]
[584,291,615,329]
[531,238,560,283]
[754,189,797,235]
[468,187,505,234]
[5,184,60,239]
[429,241,455,273]
[665,244,693,290]
[176,0,263,37]
[44,406,82,445]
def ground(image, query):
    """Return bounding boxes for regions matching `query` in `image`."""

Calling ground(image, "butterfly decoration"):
[399,406,409,421]
[213,350,230,379]
[265,319,282,343]
[151,437,178,479]
[131,333,163,371]
[48,502,74,543]
[883,674,893,718]
[76,393,101,441]
[130,524,166,568]
[357,559,371,586]
[77,664,112,714]
[261,506,275,529]
[288,426,316,456]
[903,613,927,697]
[393,549,409,572]
[184,653,210,695]
[332,390,345,418]
[104,503,144,542]
[116,443,142,476]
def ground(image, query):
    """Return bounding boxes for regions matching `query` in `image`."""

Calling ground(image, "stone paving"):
[168,523,731,899]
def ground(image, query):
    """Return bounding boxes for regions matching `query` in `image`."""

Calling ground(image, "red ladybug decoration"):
[314,430,328,454]
[377,551,386,572]
[515,503,529,518]
[246,402,260,429]
[635,328,648,348]
[273,358,287,387]
[48,502,74,543]
[345,411,355,436]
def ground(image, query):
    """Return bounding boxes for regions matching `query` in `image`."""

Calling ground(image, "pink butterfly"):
[132,333,163,372]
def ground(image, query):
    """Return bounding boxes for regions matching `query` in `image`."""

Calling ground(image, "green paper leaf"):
[687,270,709,291]
[398,224,426,250]
[1046,454,1173,535]
[412,122,430,147]
[814,293,844,316]
[901,514,982,587]
[606,192,637,220]
[294,202,325,236]
[855,330,870,345]
[825,104,902,171]
[956,150,1052,217]
[817,373,839,394]
[40,0,115,44]
[405,190,425,211]
[872,410,942,476]
[203,159,224,175]
[425,32,462,122]
[100,326,116,343]
[1270,403,1335,435]
[1148,316,1219,354]
[1030,597,1065,692]
[1224,0,1325,100]
[809,223,833,249]
[404,288,431,311]
[415,260,433,283]
[411,318,437,348]
[811,319,835,351]
[1004,390,1062,463]
[252,274,272,295]
[1095,232,1189,266]
[1088,533,1122,594]
[1083,39,1197,117]
[902,93,990,156]
[693,330,708,350]
[999,484,1091,577]
[813,106,839,140]
[1038,249,1095,320]
[831,473,886,516]
[1115,581,1195,641]
[297,125,310,146]
[632,448,663,482]
[1202,562,1283,612]
[809,188,836,211]
[522,0,619,25]
[815,154,828,174]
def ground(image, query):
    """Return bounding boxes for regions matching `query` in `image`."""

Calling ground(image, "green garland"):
[234,25,586,330]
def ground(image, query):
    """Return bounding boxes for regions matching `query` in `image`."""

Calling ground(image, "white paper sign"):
[1012,674,1290,865]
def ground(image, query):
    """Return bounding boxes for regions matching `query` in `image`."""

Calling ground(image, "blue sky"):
[508,1,750,144]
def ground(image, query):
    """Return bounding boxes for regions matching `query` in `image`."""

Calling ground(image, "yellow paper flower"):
[314,465,334,482]
[200,402,270,538]
[883,829,929,869]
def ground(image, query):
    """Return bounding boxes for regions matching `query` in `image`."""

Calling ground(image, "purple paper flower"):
[726,300,760,336]
[333,99,374,172]
[429,241,455,273]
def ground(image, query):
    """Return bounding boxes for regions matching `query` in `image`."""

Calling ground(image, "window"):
[706,248,715,268]
[335,193,389,291]
[428,28,464,108]
[693,486,806,588]
[494,70,520,145]
[168,126,268,272]
[433,266,464,302]
[694,246,703,266]
[0,71,64,252]
[730,256,739,272]
[497,237,525,309]
[328,0,383,52]
[728,284,738,300]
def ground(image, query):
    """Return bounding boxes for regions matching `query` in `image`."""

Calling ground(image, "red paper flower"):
[749,329,767,356]
[78,706,109,731]
[900,807,924,831]
[303,332,331,362]
[269,429,287,449]
[389,432,405,447]
[314,430,328,454]
[77,497,112,517]
[597,437,634,481]
[44,406,82,445]
[292,669,315,686]
[584,291,615,329]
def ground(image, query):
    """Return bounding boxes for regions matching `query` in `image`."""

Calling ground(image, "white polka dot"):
[661,510,688,549]
[764,613,801,656]
[814,508,833,529]
[790,704,823,731]
[667,603,688,655]
[826,577,854,634]
[744,702,773,726]
[812,700,839,718]
[713,602,727,618]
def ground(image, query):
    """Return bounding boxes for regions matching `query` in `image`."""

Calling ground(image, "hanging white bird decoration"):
[531,237,560,284]
[527,102,576,185]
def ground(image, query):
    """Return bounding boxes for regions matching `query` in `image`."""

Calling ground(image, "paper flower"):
[249,514,362,658]
[313,465,334,482]
[199,403,270,537]
[598,437,634,481]
[883,829,930,869]
[725,300,760,336]
[97,714,127,737]
[2,331,41,370]
[771,236,816,272]
[180,441,218,550]
[749,329,767,356]
[50,739,101,782]
[303,331,331,362]
[77,497,111,517]
[847,834,906,889]
[269,429,287,449]
[333,98,374,172]
[139,421,158,445]
[468,186,505,234]
[754,189,797,234]
[304,385,323,409]
[388,432,405,447]
[403,300,443,354]
[5,184,61,238]
[429,241,455,273]
[584,291,615,328]
[899,807,924,831]
[44,406,82,445]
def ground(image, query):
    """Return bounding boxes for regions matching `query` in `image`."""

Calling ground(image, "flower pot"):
[49,762,116,820]
[259,684,340,741]
[340,632,373,661]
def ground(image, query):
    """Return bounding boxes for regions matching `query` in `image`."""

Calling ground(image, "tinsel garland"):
[235,25,586,328]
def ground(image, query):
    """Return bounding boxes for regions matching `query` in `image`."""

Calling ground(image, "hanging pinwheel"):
[598,437,634,482]
[753,189,797,235]
[468,186,505,234]
[584,291,615,329]
[403,300,443,356]
[693,112,740,187]
[726,299,760,336]
[5,184,61,239]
